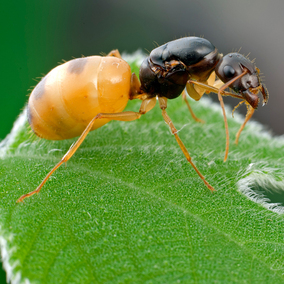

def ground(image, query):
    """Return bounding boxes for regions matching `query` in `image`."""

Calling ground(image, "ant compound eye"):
[223,65,236,78]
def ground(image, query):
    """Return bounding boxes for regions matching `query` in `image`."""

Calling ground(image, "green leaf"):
[1,56,284,284]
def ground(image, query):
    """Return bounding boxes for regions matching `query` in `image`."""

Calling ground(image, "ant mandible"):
[17,36,268,203]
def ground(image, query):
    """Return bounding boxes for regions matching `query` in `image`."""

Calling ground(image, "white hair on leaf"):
[237,162,284,214]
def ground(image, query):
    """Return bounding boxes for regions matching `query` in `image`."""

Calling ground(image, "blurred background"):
[1,0,284,142]
[1,0,284,282]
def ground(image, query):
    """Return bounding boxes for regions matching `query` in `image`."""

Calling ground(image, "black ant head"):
[215,53,268,109]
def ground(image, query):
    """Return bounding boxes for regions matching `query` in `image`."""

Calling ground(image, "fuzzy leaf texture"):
[1,53,284,284]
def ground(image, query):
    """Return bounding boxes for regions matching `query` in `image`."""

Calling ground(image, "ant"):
[17,36,268,203]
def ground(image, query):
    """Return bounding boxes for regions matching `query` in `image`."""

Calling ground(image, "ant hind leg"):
[106,49,122,58]
[17,97,156,203]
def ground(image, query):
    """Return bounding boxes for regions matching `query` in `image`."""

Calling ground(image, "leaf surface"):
[1,59,284,284]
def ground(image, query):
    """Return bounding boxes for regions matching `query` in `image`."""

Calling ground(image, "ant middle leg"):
[158,96,214,192]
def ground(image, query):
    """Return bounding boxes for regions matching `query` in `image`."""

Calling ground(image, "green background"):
[1,1,284,283]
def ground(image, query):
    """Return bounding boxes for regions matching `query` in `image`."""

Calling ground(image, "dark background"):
[1,0,284,282]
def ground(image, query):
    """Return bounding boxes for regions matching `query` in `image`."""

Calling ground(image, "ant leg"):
[188,70,248,161]
[235,105,254,144]
[106,49,122,58]
[129,73,145,100]
[217,70,248,161]
[187,79,232,161]
[217,85,230,162]
[186,71,217,101]
[186,80,204,101]
[17,97,156,203]
[232,101,245,118]
[182,90,205,123]
[158,97,214,192]
[187,80,244,100]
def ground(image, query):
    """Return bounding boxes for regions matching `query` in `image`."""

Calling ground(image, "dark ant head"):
[215,53,268,108]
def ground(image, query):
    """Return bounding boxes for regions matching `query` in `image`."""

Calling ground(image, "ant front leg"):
[182,90,205,123]
[187,80,244,100]
[235,105,254,145]
[188,70,248,161]
[183,71,220,124]
[17,97,156,203]
[158,97,214,192]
